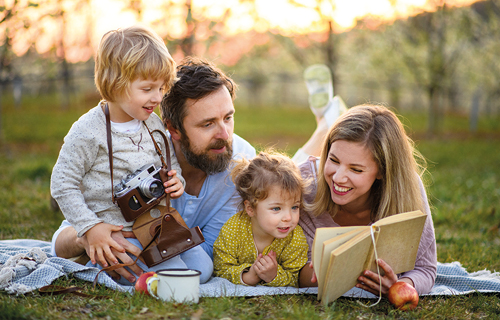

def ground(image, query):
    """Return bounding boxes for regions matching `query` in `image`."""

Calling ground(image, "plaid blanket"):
[1,239,499,297]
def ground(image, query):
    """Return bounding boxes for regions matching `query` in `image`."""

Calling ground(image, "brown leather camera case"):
[132,205,204,267]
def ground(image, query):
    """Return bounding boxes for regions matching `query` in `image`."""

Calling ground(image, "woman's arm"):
[356,177,437,295]
[299,262,318,287]
[398,211,437,293]
[398,176,437,294]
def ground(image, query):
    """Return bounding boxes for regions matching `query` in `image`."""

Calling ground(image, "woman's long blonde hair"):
[311,104,428,222]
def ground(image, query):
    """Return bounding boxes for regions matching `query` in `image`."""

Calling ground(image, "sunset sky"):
[89,0,478,33]
[5,0,479,62]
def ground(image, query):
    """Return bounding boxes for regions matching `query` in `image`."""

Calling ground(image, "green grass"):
[1,95,500,319]
[234,105,317,153]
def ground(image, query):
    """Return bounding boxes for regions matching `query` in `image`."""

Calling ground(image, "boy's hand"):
[253,251,278,283]
[164,169,184,199]
[84,223,125,267]
[79,229,143,283]
[105,231,144,283]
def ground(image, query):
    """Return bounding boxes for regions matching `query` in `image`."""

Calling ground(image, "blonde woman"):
[298,104,437,297]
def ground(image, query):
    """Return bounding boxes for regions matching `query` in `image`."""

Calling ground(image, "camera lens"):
[139,178,164,199]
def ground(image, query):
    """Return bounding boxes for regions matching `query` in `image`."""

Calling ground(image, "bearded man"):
[161,57,256,258]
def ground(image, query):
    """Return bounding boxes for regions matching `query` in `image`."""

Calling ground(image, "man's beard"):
[180,136,233,175]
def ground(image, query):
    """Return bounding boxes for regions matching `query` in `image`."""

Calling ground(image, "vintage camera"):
[114,164,166,221]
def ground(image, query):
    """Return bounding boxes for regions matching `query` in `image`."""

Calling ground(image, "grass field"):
[1,95,500,319]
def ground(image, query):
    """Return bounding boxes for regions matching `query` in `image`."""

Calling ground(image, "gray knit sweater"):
[51,102,183,237]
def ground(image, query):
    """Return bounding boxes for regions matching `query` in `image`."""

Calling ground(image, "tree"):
[387,0,473,134]
[150,0,248,59]
[468,0,500,116]
[0,0,41,147]
[271,0,342,95]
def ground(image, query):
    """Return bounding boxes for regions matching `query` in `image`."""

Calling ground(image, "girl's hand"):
[164,169,184,199]
[254,251,278,283]
[356,259,400,296]
[84,223,125,267]
[242,264,261,286]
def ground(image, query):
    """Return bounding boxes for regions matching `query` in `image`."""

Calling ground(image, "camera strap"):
[142,122,173,208]
[142,122,170,171]
[104,103,116,204]
[104,103,172,206]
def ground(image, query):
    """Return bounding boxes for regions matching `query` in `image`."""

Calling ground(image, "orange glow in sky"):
[91,0,480,37]
[3,0,479,62]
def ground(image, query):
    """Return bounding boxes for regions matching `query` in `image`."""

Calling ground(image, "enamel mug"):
[147,269,201,303]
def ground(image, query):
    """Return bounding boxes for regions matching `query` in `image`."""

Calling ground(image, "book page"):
[312,227,361,285]
[374,210,424,226]
[316,228,368,297]
[366,210,427,274]
[321,231,373,305]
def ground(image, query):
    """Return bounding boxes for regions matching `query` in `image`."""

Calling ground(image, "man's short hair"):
[94,25,176,102]
[160,57,236,135]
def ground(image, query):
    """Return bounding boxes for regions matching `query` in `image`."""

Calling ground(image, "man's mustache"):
[207,139,230,151]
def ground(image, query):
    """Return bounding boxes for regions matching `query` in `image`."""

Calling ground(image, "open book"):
[312,210,427,305]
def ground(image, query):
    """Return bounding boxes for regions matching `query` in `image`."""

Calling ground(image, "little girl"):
[213,151,309,287]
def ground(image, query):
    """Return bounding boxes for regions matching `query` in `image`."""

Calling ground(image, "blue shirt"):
[171,134,256,259]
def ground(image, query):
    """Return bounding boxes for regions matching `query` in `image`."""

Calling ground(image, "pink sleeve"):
[399,176,437,295]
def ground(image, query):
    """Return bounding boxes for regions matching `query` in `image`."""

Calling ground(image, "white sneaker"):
[304,64,347,128]
[304,64,333,118]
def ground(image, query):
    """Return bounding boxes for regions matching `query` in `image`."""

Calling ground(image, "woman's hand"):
[356,259,400,296]
[299,262,318,287]
[164,169,184,199]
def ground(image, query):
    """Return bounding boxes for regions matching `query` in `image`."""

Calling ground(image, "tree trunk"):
[428,86,441,135]
[325,21,338,95]
[60,57,71,109]
[182,0,195,56]
[0,82,4,146]
[388,74,401,110]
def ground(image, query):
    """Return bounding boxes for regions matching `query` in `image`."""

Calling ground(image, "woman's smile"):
[333,182,353,195]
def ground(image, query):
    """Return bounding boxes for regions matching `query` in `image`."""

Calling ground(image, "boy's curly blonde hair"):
[94,25,176,102]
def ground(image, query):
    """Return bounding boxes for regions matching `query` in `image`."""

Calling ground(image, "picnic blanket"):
[2,239,500,297]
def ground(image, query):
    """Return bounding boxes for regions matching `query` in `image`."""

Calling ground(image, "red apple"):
[134,271,156,295]
[388,281,419,311]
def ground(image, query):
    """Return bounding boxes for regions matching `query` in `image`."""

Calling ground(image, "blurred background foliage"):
[1,3,499,317]
[1,0,500,145]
